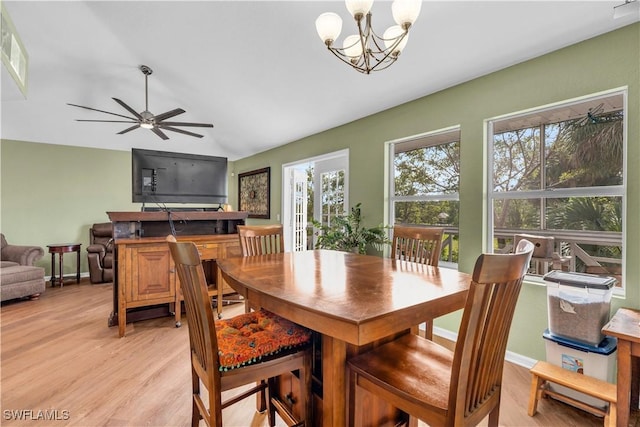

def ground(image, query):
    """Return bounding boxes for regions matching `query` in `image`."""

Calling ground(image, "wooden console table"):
[106,211,248,337]
[602,307,640,427]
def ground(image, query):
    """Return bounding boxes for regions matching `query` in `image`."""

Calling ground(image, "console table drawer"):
[195,243,219,260]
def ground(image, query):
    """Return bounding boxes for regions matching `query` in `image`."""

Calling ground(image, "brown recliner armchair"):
[87,223,113,284]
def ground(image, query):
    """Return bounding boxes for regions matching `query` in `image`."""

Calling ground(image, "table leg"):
[58,252,64,287]
[118,277,127,338]
[50,253,55,286]
[632,355,640,410]
[76,249,81,283]
[322,335,347,427]
[617,340,631,427]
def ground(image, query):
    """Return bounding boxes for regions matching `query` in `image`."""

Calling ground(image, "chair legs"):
[422,320,433,340]
[267,378,277,427]
[301,352,313,426]
[488,404,500,427]
[191,369,202,427]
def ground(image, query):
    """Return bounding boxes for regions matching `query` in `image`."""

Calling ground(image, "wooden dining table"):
[217,249,471,426]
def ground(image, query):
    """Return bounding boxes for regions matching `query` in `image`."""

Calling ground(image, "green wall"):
[231,23,640,361]
[1,24,638,362]
[0,141,235,276]
[1,142,131,274]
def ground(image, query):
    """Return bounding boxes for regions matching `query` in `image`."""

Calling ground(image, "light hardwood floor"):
[1,280,637,427]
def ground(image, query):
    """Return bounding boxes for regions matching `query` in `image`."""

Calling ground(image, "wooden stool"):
[528,361,617,427]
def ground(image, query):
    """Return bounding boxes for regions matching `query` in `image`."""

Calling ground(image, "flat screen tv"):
[131,148,228,205]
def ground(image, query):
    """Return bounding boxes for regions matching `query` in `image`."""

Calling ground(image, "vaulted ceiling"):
[1,1,637,161]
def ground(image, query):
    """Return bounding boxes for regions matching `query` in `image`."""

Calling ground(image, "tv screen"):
[132,148,228,204]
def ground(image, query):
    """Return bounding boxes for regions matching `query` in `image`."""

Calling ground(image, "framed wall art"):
[238,167,270,219]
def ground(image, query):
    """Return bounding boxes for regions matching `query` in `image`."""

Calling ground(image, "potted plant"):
[311,203,391,254]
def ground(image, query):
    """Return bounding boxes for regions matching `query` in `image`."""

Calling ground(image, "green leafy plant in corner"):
[311,203,391,254]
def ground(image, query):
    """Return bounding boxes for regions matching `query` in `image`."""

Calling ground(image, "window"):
[487,90,625,289]
[388,127,460,266]
[319,169,346,227]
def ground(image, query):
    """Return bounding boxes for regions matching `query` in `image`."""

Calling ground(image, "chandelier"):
[315,0,422,74]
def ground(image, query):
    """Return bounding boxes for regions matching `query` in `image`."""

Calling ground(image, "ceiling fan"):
[571,102,623,128]
[67,65,213,140]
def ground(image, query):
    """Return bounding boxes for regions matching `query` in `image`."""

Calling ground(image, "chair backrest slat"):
[391,225,443,266]
[238,225,285,256]
[450,239,534,425]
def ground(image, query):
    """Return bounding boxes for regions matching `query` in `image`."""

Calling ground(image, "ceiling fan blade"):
[112,98,143,120]
[159,121,214,128]
[151,127,169,140]
[158,125,204,138]
[154,108,185,122]
[117,124,141,135]
[67,103,137,121]
[76,119,139,123]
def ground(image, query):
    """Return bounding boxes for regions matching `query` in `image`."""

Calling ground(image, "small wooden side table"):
[602,307,640,427]
[47,243,82,287]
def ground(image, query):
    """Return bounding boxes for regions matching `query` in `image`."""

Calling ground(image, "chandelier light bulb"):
[316,12,343,45]
[343,35,364,58]
[345,0,374,19]
[392,0,422,29]
[383,25,408,55]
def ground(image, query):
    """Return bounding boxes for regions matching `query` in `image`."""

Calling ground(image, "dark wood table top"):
[47,243,81,252]
[217,249,471,346]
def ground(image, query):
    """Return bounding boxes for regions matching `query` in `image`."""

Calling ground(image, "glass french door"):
[282,150,349,252]
[291,168,308,252]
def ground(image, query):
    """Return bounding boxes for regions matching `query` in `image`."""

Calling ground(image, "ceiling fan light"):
[345,0,374,19]
[316,12,343,45]
[392,0,422,28]
[140,123,154,129]
[343,34,364,58]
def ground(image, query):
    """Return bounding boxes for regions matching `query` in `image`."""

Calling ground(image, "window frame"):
[485,88,627,292]
[387,126,461,268]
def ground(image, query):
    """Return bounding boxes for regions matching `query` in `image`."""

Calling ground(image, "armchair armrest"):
[87,244,107,257]
[1,244,44,266]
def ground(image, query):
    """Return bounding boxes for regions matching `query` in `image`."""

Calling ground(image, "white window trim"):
[485,88,627,294]
[386,126,461,266]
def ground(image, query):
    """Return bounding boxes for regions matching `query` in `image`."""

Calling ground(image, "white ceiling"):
[1,1,638,161]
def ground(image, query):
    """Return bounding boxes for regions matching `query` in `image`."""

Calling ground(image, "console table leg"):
[50,253,55,286]
[76,249,81,283]
[58,252,64,287]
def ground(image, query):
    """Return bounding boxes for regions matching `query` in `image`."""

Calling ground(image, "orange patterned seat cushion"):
[216,309,312,371]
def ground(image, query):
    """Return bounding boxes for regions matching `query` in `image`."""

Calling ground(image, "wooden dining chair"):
[347,239,535,427]
[238,224,285,257]
[391,225,444,266]
[391,225,444,339]
[166,236,313,427]
[237,224,285,313]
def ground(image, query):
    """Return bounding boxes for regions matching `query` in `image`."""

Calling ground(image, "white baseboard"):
[47,272,90,281]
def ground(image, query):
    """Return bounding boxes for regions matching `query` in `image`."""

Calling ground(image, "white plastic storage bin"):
[543,270,616,346]
[543,329,617,411]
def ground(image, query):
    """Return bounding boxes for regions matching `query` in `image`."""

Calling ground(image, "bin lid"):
[543,329,617,355]
[543,270,616,290]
